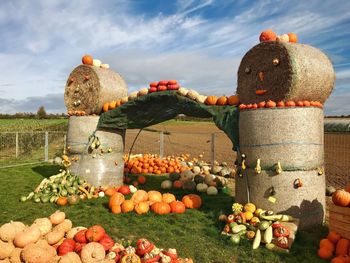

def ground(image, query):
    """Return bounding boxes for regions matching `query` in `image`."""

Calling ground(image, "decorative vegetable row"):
[82,54,109,68]
[259,30,298,43]
[239,100,323,110]
[149,80,180,92]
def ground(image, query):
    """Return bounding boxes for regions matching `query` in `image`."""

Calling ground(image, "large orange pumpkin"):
[109,192,125,208]
[227,95,240,105]
[182,194,202,209]
[131,190,148,204]
[111,205,122,214]
[121,200,135,213]
[151,202,171,215]
[148,191,162,204]
[170,201,186,214]
[85,225,105,242]
[135,201,150,215]
[335,238,350,256]
[162,193,176,204]
[82,55,93,65]
[332,190,350,207]
[205,96,218,105]
[216,96,228,106]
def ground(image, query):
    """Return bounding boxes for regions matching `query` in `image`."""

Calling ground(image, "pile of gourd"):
[20,169,96,206]
[0,211,193,263]
[220,202,296,252]
[107,188,202,215]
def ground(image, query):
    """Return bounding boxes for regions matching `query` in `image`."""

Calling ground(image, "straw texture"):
[64,65,127,114]
[237,42,335,104]
[235,168,325,229]
[239,107,324,170]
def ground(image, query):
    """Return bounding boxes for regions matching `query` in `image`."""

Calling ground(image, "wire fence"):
[0,130,349,188]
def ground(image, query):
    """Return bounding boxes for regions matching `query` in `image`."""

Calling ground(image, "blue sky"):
[0,0,349,115]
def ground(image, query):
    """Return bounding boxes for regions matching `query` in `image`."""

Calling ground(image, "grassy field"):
[0,164,328,263]
[0,118,68,132]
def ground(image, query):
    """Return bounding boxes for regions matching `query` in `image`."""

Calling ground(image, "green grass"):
[0,119,68,132]
[0,164,329,263]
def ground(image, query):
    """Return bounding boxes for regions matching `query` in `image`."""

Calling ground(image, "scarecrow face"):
[237,42,292,104]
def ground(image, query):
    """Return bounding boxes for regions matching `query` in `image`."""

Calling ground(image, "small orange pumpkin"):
[332,190,350,207]
[105,187,117,197]
[82,55,93,65]
[85,225,106,242]
[182,194,202,209]
[173,180,183,189]
[162,193,176,204]
[287,33,298,43]
[135,201,150,215]
[148,191,162,205]
[103,103,109,112]
[57,197,68,206]
[131,190,148,204]
[109,192,125,208]
[121,200,135,213]
[151,201,171,215]
[205,96,218,105]
[328,231,342,244]
[320,238,335,252]
[335,238,350,256]
[318,247,333,260]
[170,201,186,214]
[109,101,117,110]
[227,95,239,106]
[216,96,228,106]
[111,205,122,214]
[137,176,146,185]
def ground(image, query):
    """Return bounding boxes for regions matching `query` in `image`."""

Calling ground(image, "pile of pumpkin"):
[108,189,202,215]
[317,230,350,262]
[0,210,193,263]
[219,202,296,252]
[124,154,188,175]
[331,184,350,208]
[180,158,235,178]
[148,80,180,92]
[239,100,323,110]
[20,169,97,206]
[81,54,110,68]
[259,30,298,43]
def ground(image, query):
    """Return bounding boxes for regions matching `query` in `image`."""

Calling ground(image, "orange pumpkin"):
[82,55,93,65]
[103,103,109,112]
[105,187,117,197]
[135,201,150,215]
[162,193,176,204]
[227,95,239,106]
[121,200,135,213]
[266,100,276,108]
[57,197,68,206]
[109,101,117,110]
[137,176,146,185]
[85,225,106,242]
[318,247,333,260]
[216,96,228,106]
[332,256,348,263]
[173,180,183,189]
[182,194,202,209]
[148,191,162,204]
[151,202,171,215]
[328,231,342,244]
[109,192,125,208]
[336,238,350,256]
[259,29,277,42]
[332,190,350,207]
[205,96,218,105]
[131,190,148,204]
[111,205,122,214]
[170,201,186,214]
[320,238,335,252]
[287,33,298,43]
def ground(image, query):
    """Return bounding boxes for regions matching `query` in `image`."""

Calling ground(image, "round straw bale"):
[237,42,335,104]
[64,65,127,115]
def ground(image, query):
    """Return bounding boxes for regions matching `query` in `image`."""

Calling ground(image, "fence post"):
[15,132,19,158]
[160,132,164,158]
[45,132,49,162]
[211,133,215,165]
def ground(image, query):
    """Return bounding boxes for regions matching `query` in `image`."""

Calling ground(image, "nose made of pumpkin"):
[258,71,264,82]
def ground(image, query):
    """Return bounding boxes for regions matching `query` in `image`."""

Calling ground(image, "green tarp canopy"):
[97,91,240,150]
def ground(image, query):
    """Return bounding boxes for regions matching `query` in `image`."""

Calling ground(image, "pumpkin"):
[81,242,106,263]
[205,96,218,105]
[162,193,176,204]
[99,234,115,251]
[266,100,276,108]
[14,225,41,248]
[109,192,125,208]
[93,59,102,67]
[228,95,240,105]
[151,202,171,215]
[0,240,14,260]
[121,96,129,104]
[259,29,277,42]
[121,200,135,213]
[32,218,52,236]
[328,231,342,244]
[58,238,76,256]
[118,186,131,195]
[217,96,228,105]
[287,33,298,43]
[53,219,72,233]
[135,201,150,215]
[192,166,201,175]
[196,183,208,193]
[131,190,148,204]
[183,181,196,191]
[196,95,207,104]
[109,101,117,110]
[332,256,349,263]
[128,91,138,100]
[244,203,256,213]
[332,190,350,207]
[186,89,200,100]
[21,241,56,263]
[169,173,180,181]
[180,170,194,182]
[9,247,22,263]
[204,174,215,185]
[59,252,82,263]
[105,187,117,197]
[148,191,163,204]
[320,238,335,252]
[177,87,189,96]
[138,88,149,96]
[206,186,218,195]
[68,195,80,205]
[74,229,87,243]
[336,238,350,256]
[194,175,205,184]
[120,254,141,263]
[111,205,122,214]
[57,197,68,206]
[182,194,202,209]
[173,180,183,189]
[85,225,106,242]
[285,100,296,107]
[161,180,173,190]
[103,103,110,112]
[46,230,65,245]
[318,247,333,260]
[0,221,25,242]
[82,55,93,65]
[276,34,290,42]
[170,201,186,214]
[137,176,146,185]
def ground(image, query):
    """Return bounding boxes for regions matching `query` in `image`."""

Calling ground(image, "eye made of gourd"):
[245,67,251,73]
[273,58,279,66]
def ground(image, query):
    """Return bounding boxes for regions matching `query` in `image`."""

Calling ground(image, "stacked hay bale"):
[235,41,335,229]
[64,64,127,187]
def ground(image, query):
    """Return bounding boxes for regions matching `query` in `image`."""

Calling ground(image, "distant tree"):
[37,106,47,119]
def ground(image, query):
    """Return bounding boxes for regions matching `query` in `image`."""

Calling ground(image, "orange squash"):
[259,29,277,42]
[121,200,135,213]
[173,180,183,189]
[170,201,186,214]
[82,55,93,65]
[318,247,333,260]
[105,187,117,197]
[320,238,335,252]
[85,225,105,242]
[162,193,176,204]
[216,96,228,106]
[335,238,350,256]
[287,33,298,43]
[102,103,109,112]
[148,191,162,205]
[109,101,117,110]
[332,190,350,207]
[151,202,171,215]
[227,95,239,106]
[135,201,150,215]
[328,231,342,244]
[131,190,148,204]
[109,192,125,208]
[57,197,68,206]
[182,194,202,209]
[205,96,218,105]
[111,205,122,214]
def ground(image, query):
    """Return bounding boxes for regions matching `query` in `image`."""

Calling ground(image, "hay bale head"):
[64,65,127,115]
[237,42,335,104]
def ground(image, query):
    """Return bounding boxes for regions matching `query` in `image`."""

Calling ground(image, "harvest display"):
[0,211,193,263]
[317,230,350,262]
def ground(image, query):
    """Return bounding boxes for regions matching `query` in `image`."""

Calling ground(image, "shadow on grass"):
[32,165,62,179]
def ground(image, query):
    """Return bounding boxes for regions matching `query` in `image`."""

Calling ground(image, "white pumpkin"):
[204,174,215,185]
[161,180,173,190]
[128,91,138,100]
[121,96,129,104]
[192,166,201,175]
[276,34,289,42]
[207,186,218,195]
[196,183,208,193]
[138,88,149,96]
[186,89,199,100]
[177,87,189,96]
[92,59,102,67]
[196,95,207,104]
